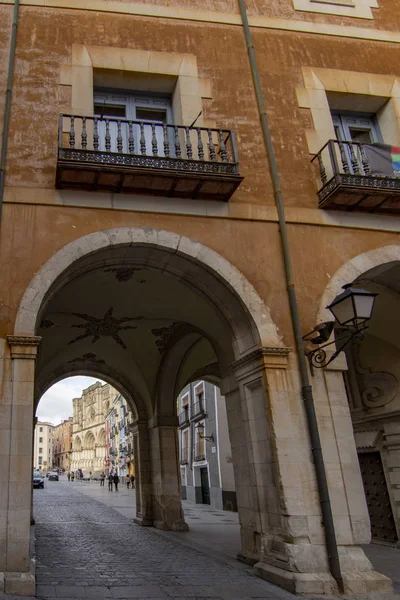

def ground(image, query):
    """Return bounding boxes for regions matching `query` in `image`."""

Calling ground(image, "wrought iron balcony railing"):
[190,401,206,421]
[312,139,400,214]
[56,114,243,201]
[178,407,189,428]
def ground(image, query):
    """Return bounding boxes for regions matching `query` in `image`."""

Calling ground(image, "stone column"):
[1,335,41,596]
[222,348,289,565]
[131,420,152,527]
[228,347,391,595]
[148,416,188,531]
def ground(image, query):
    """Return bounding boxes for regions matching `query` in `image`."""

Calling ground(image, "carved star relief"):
[68,307,143,350]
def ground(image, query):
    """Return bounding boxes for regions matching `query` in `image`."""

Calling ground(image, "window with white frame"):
[94,90,172,156]
[332,113,381,143]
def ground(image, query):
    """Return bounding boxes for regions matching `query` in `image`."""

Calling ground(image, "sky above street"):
[36,376,104,425]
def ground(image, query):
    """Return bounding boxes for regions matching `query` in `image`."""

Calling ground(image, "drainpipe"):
[237,0,344,593]
[0,0,20,226]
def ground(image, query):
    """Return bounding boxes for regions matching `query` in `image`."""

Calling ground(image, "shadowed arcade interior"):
[32,241,262,533]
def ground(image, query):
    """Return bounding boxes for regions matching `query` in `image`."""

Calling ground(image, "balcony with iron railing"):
[312,139,400,214]
[56,114,243,202]
[190,400,206,421]
[178,407,189,428]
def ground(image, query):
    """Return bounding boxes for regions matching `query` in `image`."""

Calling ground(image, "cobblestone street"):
[32,480,296,600]
[0,478,397,600]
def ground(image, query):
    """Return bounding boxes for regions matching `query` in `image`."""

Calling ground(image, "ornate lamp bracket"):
[306,327,367,375]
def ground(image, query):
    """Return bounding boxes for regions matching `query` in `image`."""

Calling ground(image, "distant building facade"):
[178,381,236,511]
[70,382,116,476]
[33,421,54,473]
[53,418,73,471]
[105,394,135,477]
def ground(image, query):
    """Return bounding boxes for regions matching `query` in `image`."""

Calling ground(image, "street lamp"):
[196,423,214,443]
[303,283,377,372]
[327,284,377,329]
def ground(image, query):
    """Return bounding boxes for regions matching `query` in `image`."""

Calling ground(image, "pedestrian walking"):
[100,472,105,487]
[126,476,130,490]
[71,471,75,482]
[89,471,92,480]
[108,473,113,491]
[130,475,135,489]
[67,471,71,482]
[113,472,120,491]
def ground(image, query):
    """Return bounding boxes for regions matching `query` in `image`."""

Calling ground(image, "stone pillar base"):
[237,553,258,566]
[134,516,153,527]
[153,518,189,532]
[254,562,392,596]
[3,572,36,596]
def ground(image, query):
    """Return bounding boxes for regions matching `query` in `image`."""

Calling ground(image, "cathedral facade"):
[70,382,118,476]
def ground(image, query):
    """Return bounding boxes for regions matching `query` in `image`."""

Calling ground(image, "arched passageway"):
[25,227,283,542]
[318,248,400,546]
[317,246,400,545]
[3,228,390,595]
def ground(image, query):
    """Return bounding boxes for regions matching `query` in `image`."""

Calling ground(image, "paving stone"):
[55,586,88,598]
[31,483,293,600]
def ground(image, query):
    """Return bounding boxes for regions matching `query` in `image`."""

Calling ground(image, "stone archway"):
[317,245,400,323]
[3,228,392,596]
[14,226,282,351]
[16,226,285,540]
[317,245,400,546]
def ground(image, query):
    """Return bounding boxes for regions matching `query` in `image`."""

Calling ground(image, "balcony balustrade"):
[191,401,206,421]
[56,114,243,201]
[178,407,189,428]
[312,139,400,214]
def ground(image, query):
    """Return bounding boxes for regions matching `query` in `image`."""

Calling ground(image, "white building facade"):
[33,421,54,473]
[178,381,236,511]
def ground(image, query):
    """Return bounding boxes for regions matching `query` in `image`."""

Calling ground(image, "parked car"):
[33,470,44,489]
[48,472,59,481]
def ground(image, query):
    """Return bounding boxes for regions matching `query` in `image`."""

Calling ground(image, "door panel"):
[94,91,172,156]
[200,467,210,505]
[358,452,398,543]
[94,93,130,152]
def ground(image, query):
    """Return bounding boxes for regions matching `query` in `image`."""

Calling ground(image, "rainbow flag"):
[364,143,400,177]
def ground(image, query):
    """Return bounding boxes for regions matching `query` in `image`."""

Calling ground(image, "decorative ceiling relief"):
[353,342,398,409]
[68,307,144,350]
[67,353,106,366]
[40,319,55,329]
[104,267,139,282]
[151,322,183,354]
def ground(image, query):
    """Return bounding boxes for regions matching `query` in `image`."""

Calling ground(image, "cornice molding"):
[7,335,41,347]
[0,0,399,45]
[232,346,291,371]
[7,335,42,359]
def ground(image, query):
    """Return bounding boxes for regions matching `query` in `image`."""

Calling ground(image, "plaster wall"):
[0,0,399,595]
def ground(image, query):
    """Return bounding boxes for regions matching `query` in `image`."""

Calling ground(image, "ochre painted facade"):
[0,0,399,596]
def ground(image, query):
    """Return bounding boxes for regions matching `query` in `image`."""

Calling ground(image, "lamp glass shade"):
[353,294,376,325]
[328,294,354,327]
[327,286,377,328]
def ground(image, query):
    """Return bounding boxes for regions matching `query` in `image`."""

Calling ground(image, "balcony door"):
[94,91,172,156]
[332,114,380,144]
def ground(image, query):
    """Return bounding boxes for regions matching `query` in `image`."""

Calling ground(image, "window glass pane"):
[135,108,167,123]
[94,104,126,118]
[348,128,373,144]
